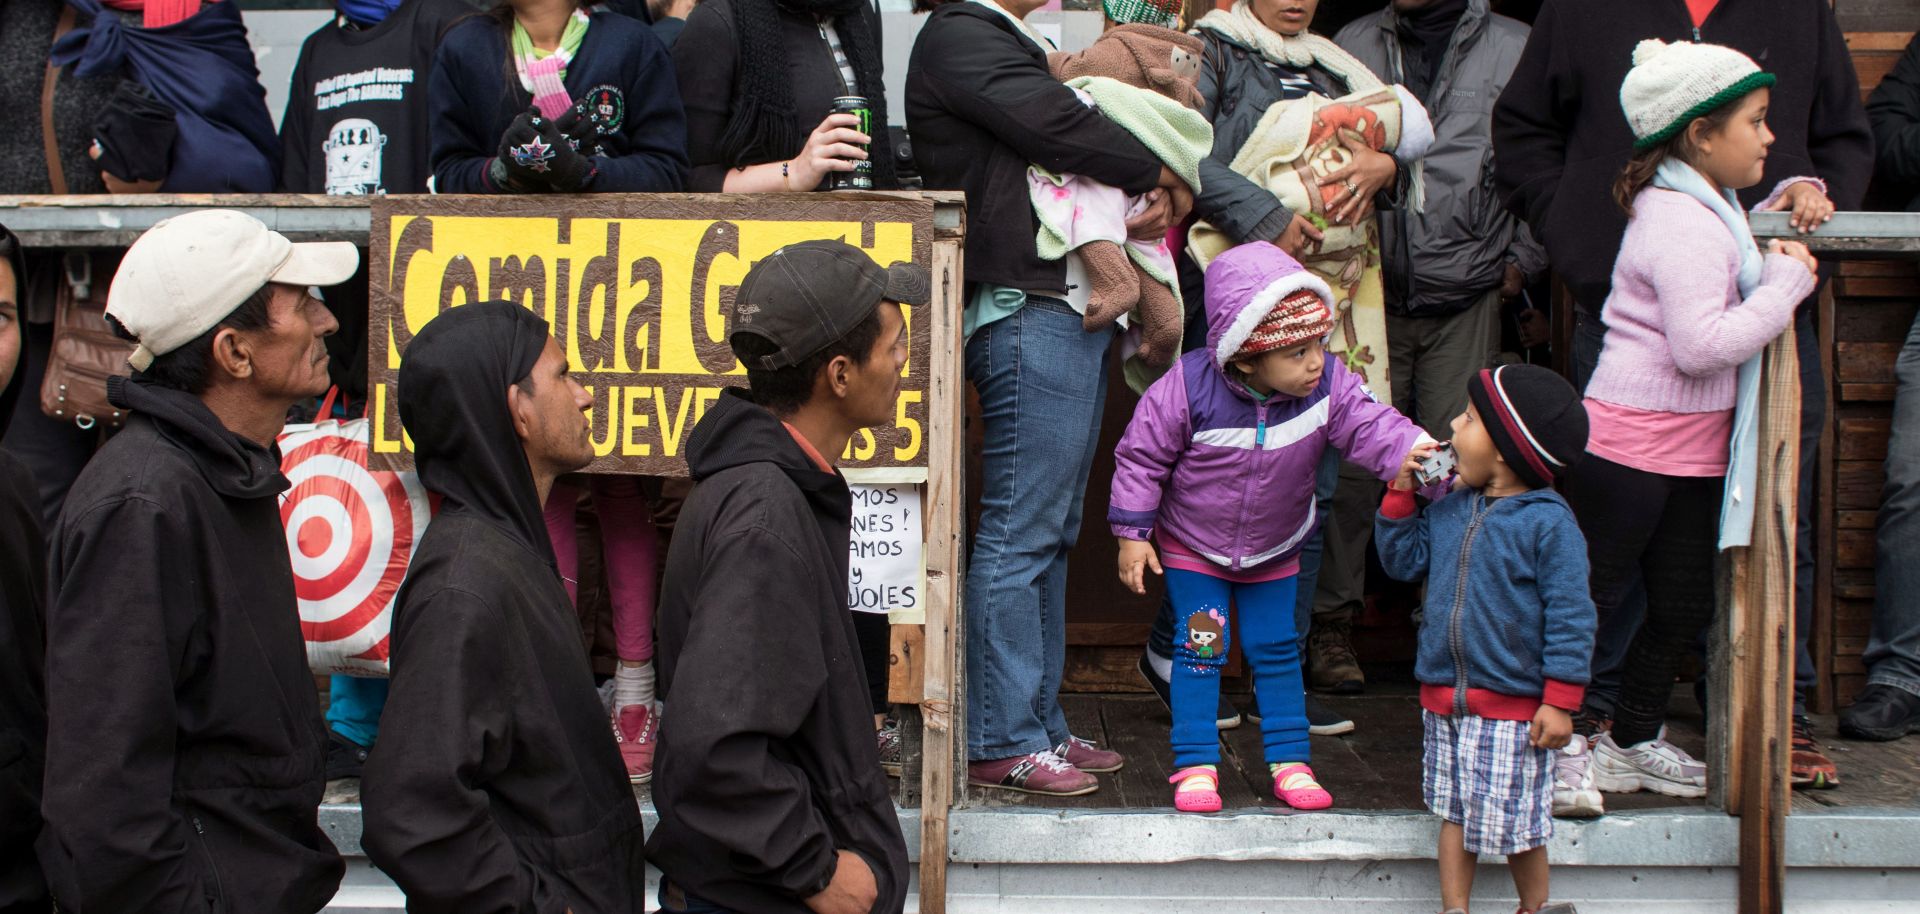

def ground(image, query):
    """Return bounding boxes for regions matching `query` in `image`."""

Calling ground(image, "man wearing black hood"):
[38,210,356,912]
[648,240,922,914]
[0,224,51,914]
[359,300,648,913]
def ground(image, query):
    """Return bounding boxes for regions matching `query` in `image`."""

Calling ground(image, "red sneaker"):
[613,704,658,785]
[1054,735,1125,773]
[968,750,1098,797]
[1790,717,1839,790]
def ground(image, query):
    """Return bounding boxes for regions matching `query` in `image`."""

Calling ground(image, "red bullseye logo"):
[279,425,430,672]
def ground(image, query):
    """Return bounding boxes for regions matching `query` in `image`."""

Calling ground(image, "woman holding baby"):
[906,0,1193,797]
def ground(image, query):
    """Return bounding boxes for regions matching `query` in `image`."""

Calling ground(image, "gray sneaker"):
[877,718,903,778]
[1593,728,1707,798]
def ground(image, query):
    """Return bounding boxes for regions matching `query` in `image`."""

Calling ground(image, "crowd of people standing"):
[1,0,1919,912]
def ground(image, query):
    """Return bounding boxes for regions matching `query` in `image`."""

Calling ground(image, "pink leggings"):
[543,475,659,663]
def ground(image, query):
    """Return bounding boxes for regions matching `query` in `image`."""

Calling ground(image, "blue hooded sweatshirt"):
[1375,484,1596,720]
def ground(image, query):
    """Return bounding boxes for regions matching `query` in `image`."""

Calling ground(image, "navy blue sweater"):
[1376,485,1596,720]
[428,12,688,193]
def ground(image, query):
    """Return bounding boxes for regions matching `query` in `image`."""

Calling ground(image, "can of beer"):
[828,96,874,192]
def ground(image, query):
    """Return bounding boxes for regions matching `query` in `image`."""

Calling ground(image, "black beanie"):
[1466,364,1589,489]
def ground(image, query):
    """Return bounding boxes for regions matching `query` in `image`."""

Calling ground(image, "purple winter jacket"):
[1108,242,1428,573]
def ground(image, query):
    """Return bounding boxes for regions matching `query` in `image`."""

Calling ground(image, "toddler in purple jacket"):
[1108,241,1434,812]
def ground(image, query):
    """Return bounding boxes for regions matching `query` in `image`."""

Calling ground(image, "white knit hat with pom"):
[1619,39,1775,150]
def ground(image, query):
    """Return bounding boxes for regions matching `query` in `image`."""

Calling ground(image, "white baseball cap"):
[107,210,361,371]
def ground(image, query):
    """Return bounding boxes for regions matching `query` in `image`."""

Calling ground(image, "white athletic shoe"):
[1551,733,1605,818]
[1592,727,1708,798]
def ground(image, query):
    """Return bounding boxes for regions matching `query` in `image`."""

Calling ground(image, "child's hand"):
[1767,238,1819,276]
[1117,538,1163,596]
[1530,704,1573,750]
[1395,440,1442,492]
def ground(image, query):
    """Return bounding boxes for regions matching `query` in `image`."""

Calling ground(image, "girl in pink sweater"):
[1557,40,1824,807]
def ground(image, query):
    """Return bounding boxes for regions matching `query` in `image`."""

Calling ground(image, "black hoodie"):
[360,301,647,914]
[648,388,908,914]
[1491,0,1872,314]
[0,228,49,912]
[39,376,341,912]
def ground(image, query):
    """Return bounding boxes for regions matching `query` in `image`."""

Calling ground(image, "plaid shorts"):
[1422,710,1554,855]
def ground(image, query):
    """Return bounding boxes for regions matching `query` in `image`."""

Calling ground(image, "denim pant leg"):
[1293,449,1341,649]
[1793,305,1823,715]
[1570,309,1642,716]
[1571,309,1606,394]
[1866,309,1920,699]
[1039,330,1113,746]
[965,300,1116,760]
[326,675,390,747]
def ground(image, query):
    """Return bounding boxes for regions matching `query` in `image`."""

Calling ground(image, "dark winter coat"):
[1491,0,1873,314]
[1189,28,1348,252]
[361,301,647,914]
[39,378,341,913]
[0,230,49,912]
[428,10,690,193]
[0,0,115,195]
[673,0,896,192]
[1335,0,1546,316]
[1868,34,1920,213]
[906,0,1161,294]
[648,389,909,914]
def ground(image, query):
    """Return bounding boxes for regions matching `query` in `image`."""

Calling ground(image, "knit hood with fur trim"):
[1200,240,1334,370]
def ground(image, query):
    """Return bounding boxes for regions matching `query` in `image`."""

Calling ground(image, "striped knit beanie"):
[1620,39,1775,150]
[1466,365,1589,489]
[1234,288,1332,361]
[1103,0,1182,28]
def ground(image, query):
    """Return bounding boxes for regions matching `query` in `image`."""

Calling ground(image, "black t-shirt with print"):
[279,0,473,195]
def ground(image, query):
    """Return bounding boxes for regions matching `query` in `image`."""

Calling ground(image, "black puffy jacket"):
[1868,34,1920,213]
[906,0,1160,294]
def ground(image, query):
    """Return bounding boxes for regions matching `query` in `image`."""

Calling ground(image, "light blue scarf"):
[1650,157,1765,550]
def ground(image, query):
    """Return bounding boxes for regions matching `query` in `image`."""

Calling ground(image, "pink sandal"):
[1271,763,1333,810]
[1169,766,1222,812]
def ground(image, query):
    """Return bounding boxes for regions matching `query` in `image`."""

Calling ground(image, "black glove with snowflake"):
[534,110,597,192]
[554,102,609,158]
[492,107,558,191]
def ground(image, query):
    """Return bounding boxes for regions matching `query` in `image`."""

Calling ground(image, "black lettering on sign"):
[626,256,663,371]
[578,224,619,370]
[689,221,740,373]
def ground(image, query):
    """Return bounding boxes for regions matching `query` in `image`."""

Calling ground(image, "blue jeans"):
[658,881,738,914]
[326,675,388,748]
[964,298,1115,760]
[1166,569,1308,767]
[1148,449,1338,661]
[1867,308,1920,699]
[1571,309,1640,718]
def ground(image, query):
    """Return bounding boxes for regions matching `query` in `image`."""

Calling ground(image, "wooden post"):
[1710,326,1799,914]
[917,197,967,914]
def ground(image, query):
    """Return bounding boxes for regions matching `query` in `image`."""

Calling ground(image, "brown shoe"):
[1307,620,1364,694]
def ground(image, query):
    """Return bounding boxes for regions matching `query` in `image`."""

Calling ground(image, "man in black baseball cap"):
[648,240,924,914]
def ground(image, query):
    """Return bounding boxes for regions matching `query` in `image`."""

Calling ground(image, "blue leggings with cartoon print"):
[1167,569,1309,768]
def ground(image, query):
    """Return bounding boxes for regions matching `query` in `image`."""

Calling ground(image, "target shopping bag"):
[278,418,432,677]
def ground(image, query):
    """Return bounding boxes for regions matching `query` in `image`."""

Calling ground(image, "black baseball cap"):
[730,240,930,370]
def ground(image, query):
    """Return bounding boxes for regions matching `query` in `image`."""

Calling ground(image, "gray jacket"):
[1335,0,1545,318]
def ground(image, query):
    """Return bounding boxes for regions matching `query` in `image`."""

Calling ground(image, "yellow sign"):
[367,195,934,474]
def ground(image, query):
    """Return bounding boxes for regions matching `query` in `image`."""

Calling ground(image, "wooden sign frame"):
[365,193,938,476]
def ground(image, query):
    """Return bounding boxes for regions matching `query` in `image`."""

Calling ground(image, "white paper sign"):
[849,484,923,622]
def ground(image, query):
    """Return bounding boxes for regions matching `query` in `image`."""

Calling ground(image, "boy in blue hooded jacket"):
[1375,363,1595,914]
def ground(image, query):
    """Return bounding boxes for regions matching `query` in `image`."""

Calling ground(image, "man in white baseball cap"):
[37,210,357,911]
